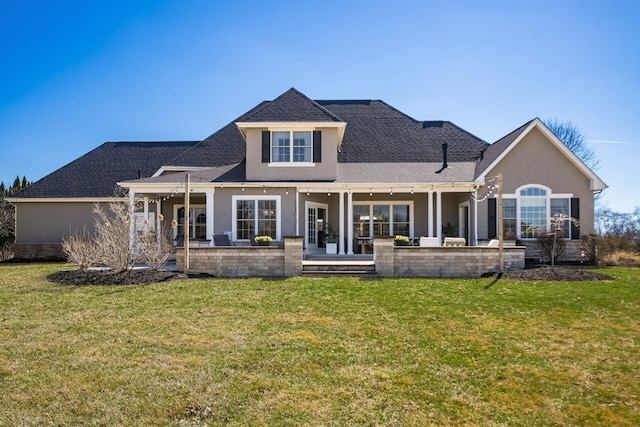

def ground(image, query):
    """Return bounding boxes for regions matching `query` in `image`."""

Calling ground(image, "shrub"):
[62,230,100,270]
[92,197,142,271]
[137,225,174,271]
[602,251,640,267]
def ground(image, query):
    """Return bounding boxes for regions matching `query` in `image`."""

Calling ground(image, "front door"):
[305,202,328,252]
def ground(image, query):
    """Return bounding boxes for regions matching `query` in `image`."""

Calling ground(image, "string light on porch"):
[328,189,331,197]
[389,188,393,196]
[410,186,414,195]
[369,189,372,196]
[470,175,500,202]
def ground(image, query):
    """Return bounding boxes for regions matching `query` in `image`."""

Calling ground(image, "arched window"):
[500,185,572,239]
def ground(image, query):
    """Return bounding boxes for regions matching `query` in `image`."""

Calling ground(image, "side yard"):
[0,264,638,426]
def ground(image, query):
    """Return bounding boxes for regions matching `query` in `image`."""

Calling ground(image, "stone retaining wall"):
[176,236,303,277]
[374,238,525,278]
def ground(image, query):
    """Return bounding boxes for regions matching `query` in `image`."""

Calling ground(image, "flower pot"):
[257,241,271,246]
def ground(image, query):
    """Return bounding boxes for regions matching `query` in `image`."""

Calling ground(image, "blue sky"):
[1,0,638,212]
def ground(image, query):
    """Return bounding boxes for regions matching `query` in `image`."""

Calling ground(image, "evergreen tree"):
[21,176,28,189]
[12,176,21,193]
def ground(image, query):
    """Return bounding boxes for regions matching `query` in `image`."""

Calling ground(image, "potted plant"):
[255,235,272,246]
[323,223,339,254]
[394,235,410,246]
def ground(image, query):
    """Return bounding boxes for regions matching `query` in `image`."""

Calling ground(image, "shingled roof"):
[315,100,488,163]
[13,88,508,199]
[13,141,199,198]
[239,88,344,123]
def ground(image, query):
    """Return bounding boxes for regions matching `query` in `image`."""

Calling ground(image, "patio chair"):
[444,237,466,247]
[174,234,185,247]
[487,239,500,247]
[249,234,259,246]
[213,234,231,246]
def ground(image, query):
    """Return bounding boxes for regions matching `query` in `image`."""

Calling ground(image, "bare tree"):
[545,118,599,171]
[538,213,580,267]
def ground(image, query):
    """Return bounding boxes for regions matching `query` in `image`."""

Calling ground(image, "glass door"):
[305,202,327,252]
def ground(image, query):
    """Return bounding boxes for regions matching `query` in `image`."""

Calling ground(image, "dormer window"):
[272,131,312,163]
[262,130,322,165]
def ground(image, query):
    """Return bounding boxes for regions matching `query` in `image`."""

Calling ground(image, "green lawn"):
[0,264,638,426]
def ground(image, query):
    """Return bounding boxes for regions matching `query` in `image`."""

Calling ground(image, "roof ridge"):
[287,88,345,122]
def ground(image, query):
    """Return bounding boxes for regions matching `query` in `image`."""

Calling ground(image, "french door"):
[305,202,327,252]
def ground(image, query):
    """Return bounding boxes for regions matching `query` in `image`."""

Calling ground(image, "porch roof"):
[120,160,478,189]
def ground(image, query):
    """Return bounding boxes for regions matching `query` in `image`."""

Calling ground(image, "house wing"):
[475,118,607,191]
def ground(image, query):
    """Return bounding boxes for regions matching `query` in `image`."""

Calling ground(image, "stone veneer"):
[14,243,64,260]
[521,240,585,263]
[374,237,525,278]
[176,236,303,277]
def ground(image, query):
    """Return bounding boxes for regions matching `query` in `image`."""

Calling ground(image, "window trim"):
[232,195,282,241]
[268,130,315,166]
[352,201,414,238]
[498,184,573,240]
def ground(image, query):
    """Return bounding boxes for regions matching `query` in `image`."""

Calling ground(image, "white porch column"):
[129,190,136,253]
[156,199,162,251]
[436,190,442,243]
[428,191,434,237]
[143,197,149,229]
[206,189,215,246]
[295,186,300,236]
[473,189,478,246]
[347,191,354,254]
[339,190,346,254]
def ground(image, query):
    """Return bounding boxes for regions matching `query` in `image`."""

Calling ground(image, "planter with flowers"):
[255,235,273,246]
[394,235,411,246]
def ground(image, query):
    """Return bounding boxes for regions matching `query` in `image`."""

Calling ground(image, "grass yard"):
[0,264,638,426]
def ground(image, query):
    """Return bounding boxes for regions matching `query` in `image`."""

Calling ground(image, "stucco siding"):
[15,202,97,244]
[480,126,596,236]
[245,128,339,181]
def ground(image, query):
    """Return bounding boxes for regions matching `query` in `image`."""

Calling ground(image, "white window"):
[271,131,312,164]
[232,196,281,240]
[173,205,206,239]
[353,202,413,238]
[500,185,572,239]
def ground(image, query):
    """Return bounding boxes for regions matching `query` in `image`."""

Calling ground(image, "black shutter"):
[262,131,270,163]
[313,130,322,162]
[571,197,580,239]
[488,198,497,239]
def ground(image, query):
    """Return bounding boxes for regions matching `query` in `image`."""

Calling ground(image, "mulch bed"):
[47,269,189,286]
[500,266,614,281]
[46,265,616,285]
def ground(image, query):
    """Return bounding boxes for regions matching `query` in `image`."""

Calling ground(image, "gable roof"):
[474,118,607,191]
[11,141,199,198]
[316,100,488,163]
